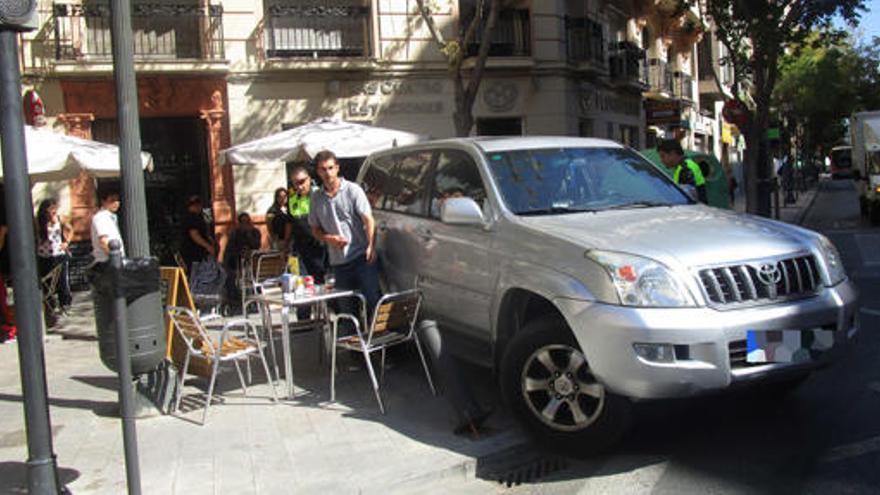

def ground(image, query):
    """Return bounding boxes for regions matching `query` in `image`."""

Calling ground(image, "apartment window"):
[265,0,371,58]
[578,119,594,137]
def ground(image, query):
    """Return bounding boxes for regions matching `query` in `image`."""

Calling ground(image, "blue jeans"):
[333,256,382,323]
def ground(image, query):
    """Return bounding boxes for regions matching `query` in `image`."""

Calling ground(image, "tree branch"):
[415,0,448,48]
[463,0,500,105]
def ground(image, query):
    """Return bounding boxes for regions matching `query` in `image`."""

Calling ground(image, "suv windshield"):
[485,147,691,215]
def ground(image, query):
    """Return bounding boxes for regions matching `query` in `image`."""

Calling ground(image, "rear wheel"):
[500,315,632,455]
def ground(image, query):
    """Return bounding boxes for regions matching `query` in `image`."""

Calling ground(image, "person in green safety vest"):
[287,165,327,282]
[657,139,708,204]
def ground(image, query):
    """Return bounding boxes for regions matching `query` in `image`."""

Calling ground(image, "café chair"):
[330,289,437,414]
[168,306,277,425]
[241,250,287,313]
[40,262,64,319]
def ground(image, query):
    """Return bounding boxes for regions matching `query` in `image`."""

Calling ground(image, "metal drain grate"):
[476,444,570,487]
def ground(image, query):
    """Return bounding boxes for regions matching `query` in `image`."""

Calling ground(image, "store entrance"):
[93,117,211,264]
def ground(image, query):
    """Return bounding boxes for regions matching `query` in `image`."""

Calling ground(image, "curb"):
[795,183,822,226]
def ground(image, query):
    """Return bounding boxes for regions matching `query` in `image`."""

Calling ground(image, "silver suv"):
[357,136,859,450]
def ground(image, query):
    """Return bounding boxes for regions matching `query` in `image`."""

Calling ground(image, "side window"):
[360,155,396,210]
[384,151,433,216]
[429,150,487,220]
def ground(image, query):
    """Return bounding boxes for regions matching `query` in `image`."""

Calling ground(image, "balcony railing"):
[647,58,674,94]
[673,71,693,100]
[265,3,371,58]
[465,9,530,57]
[52,2,224,61]
[609,41,647,85]
[566,16,604,67]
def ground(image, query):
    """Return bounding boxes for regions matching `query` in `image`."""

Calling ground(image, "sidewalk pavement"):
[1,295,525,494]
[1,186,822,494]
[732,181,820,226]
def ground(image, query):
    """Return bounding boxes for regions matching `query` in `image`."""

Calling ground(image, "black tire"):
[500,314,632,455]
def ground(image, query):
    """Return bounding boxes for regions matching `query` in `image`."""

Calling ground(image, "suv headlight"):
[817,235,846,285]
[587,250,696,307]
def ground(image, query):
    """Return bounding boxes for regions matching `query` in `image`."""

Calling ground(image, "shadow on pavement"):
[0,461,81,494]
[0,392,118,418]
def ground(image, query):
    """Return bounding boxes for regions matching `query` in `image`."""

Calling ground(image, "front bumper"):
[555,279,859,399]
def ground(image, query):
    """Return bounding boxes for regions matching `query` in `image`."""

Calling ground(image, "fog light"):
[633,343,676,363]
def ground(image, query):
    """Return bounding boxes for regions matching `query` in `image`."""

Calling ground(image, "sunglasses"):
[293,177,310,186]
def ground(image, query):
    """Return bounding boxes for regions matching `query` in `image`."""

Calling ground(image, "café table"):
[248,286,362,399]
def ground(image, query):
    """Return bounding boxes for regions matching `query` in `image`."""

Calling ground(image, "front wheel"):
[500,315,632,455]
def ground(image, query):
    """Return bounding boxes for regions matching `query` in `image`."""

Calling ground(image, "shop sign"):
[767,127,780,140]
[347,79,445,97]
[347,100,444,119]
[580,85,641,117]
[644,100,681,125]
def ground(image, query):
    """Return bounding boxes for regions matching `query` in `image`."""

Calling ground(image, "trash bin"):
[93,257,166,375]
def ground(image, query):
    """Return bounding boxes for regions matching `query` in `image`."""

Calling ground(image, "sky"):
[837,0,880,42]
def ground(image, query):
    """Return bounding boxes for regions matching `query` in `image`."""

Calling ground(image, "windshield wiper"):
[603,201,676,211]
[517,206,597,216]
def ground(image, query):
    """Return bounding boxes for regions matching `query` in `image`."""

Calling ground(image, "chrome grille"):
[698,255,821,307]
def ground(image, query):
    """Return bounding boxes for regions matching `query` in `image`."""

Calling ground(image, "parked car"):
[358,137,859,452]
[640,148,732,209]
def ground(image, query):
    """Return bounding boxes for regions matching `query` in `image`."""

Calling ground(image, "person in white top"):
[36,198,72,308]
[90,190,123,265]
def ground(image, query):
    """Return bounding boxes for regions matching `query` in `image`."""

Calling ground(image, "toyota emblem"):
[755,263,782,286]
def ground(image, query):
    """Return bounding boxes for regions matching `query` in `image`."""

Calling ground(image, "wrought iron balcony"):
[647,58,674,95]
[566,16,604,67]
[465,9,531,57]
[51,2,224,61]
[673,71,693,101]
[609,41,647,86]
[264,3,371,58]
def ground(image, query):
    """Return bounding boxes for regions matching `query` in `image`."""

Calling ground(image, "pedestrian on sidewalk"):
[266,187,293,252]
[0,187,15,343]
[180,195,215,273]
[89,188,123,348]
[223,212,261,313]
[309,150,381,318]
[288,165,326,283]
[36,198,73,310]
[657,139,708,204]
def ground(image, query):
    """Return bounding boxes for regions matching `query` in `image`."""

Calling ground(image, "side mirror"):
[681,184,699,202]
[440,197,484,225]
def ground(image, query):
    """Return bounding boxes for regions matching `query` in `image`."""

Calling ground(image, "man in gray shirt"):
[309,150,381,316]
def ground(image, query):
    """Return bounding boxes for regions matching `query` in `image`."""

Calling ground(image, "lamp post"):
[0,30,61,494]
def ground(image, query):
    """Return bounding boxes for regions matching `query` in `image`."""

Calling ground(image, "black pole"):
[109,240,141,495]
[0,31,60,493]
[109,0,149,257]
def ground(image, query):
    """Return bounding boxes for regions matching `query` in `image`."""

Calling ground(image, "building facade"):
[20,0,735,265]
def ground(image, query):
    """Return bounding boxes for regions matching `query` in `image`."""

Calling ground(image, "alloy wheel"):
[520,344,605,432]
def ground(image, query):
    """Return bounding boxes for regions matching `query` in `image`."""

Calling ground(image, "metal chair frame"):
[40,262,64,317]
[330,289,436,414]
[168,306,277,424]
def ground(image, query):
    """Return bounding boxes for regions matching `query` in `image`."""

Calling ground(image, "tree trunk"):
[743,103,773,217]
